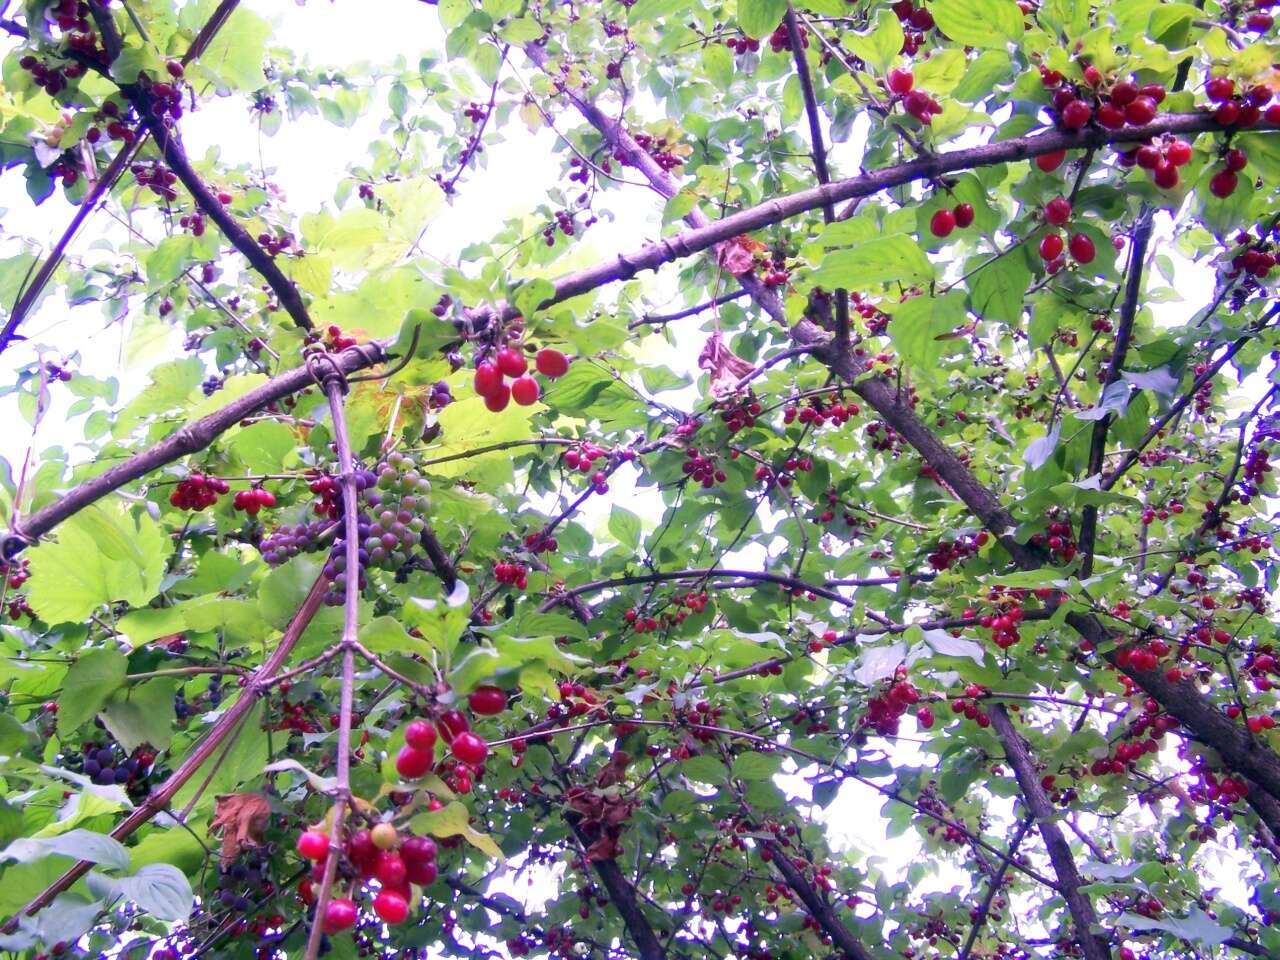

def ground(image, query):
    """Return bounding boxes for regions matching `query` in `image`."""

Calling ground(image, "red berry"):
[373,890,409,925]
[510,376,539,406]
[165,59,184,79]
[953,203,974,228]
[1068,233,1096,263]
[1124,95,1157,125]
[395,745,433,779]
[1061,99,1092,129]
[473,362,503,398]
[1044,197,1072,225]
[1224,147,1248,172]
[468,685,508,716]
[929,208,957,238]
[1082,64,1103,87]
[1039,233,1064,260]
[1110,80,1138,106]
[1135,144,1161,169]
[451,730,489,766]
[1165,140,1192,166]
[405,858,438,885]
[1205,76,1234,102]
[1152,161,1179,189]
[296,830,329,861]
[1095,103,1125,129]
[323,898,359,934]
[535,348,570,378]
[404,720,437,751]
[496,346,527,377]
[1036,149,1067,172]
[887,68,914,94]
[401,835,437,863]
[1209,170,1238,198]
[1266,104,1280,123]
[374,851,407,887]
[483,383,512,412]
[1215,100,1242,125]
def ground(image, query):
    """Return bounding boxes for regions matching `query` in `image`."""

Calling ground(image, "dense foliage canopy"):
[0,0,1279,957]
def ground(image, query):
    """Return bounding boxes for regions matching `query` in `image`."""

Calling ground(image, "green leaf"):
[930,0,1026,47]
[99,680,177,752]
[887,291,966,380]
[843,9,905,75]
[812,235,935,290]
[732,751,783,780]
[608,506,642,550]
[967,251,1031,326]
[57,649,128,739]
[1116,908,1231,946]
[738,0,788,38]
[28,504,167,625]
[1,829,129,871]
[195,5,272,91]
[680,755,729,786]
[87,864,193,922]
[410,801,503,859]
[145,236,195,286]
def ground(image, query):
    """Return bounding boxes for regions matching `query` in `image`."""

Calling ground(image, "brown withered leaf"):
[596,750,631,788]
[209,792,271,863]
[715,234,765,275]
[699,331,756,398]
[585,834,623,862]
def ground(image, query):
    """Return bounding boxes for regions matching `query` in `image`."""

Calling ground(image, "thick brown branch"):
[766,840,873,960]
[988,705,1111,960]
[4,342,386,557]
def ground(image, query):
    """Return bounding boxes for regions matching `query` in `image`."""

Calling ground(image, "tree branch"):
[987,705,1111,960]
[1078,208,1154,577]
[765,839,874,960]
[3,342,387,557]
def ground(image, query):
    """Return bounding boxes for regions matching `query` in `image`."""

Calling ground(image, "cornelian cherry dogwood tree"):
[0,0,1278,957]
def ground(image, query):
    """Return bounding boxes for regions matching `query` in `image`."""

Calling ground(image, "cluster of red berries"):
[256,231,294,257]
[950,684,992,726]
[17,50,88,96]
[231,487,276,516]
[296,822,439,931]
[169,473,230,511]
[1040,64,1166,131]
[627,132,683,172]
[320,324,357,351]
[131,162,179,203]
[1204,75,1277,129]
[682,447,727,488]
[1118,136,1193,189]
[562,440,608,472]
[718,396,763,434]
[1186,762,1251,817]
[493,561,529,590]
[397,698,498,791]
[523,530,558,554]
[623,607,661,633]
[971,593,1027,650]
[474,346,570,412]
[783,396,859,429]
[268,684,328,734]
[766,21,806,53]
[889,1,938,53]
[1140,500,1184,525]
[1036,196,1095,269]
[1029,517,1077,563]
[543,208,581,246]
[177,211,207,236]
[1,560,33,620]
[1228,230,1278,282]
[926,531,988,571]
[861,668,919,736]
[140,69,187,125]
[865,419,905,453]
[928,201,975,238]
[752,456,812,487]
[461,101,488,124]
[723,33,761,55]
[887,68,944,124]
[308,473,340,519]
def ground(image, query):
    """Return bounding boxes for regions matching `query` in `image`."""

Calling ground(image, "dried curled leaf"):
[699,331,756,398]
[209,792,270,863]
[715,234,765,275]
